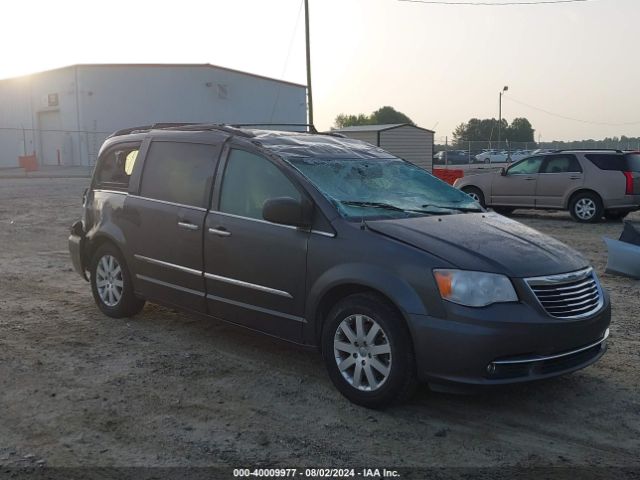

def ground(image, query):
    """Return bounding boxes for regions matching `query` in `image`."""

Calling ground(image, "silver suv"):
[454,150,640,222]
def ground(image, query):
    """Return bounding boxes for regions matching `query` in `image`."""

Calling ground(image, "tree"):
[452,117,534,146]
[370,106,415,125]
[508,118,535,143]
[334,113,372,129]
[453,118,506,145]
[334,106,414,128]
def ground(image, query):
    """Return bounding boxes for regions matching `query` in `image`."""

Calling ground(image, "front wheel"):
[569,192,603,223]
[90,243,145,318]
[462,186,486,207]
[322,293,417,409]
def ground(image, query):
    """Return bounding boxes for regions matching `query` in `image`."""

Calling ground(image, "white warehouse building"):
[0,64,307,168]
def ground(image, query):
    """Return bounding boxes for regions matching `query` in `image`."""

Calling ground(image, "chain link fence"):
[433,138,640,167]
[0,126,111,169]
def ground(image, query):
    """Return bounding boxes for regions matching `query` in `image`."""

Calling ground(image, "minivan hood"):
[366,212,588,278]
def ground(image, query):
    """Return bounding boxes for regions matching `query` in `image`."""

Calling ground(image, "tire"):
[493,207,514,215]
[569,192,603,223]
[462,186,486,207]
[604,210,630,221]
[90,243,145,318]
[321,293,417,409]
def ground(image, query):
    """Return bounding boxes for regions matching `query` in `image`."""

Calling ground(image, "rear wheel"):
[322,293,417,409]
[462,186,485,207]
[90,243,145,318]
[604,210,630,221]
[493,207,514,215]
[569,192,603,223]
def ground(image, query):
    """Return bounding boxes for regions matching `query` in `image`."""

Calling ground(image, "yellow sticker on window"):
[125,150,138,175]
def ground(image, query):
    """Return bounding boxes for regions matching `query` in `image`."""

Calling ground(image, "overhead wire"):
[399,0,593,6]
[503,95,640,127]
[269,0,305,123]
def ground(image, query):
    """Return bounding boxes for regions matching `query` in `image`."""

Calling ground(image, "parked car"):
[433,150,471,165]
[475,150,510,163]
[454,150,640,222]
[69,125,611,408]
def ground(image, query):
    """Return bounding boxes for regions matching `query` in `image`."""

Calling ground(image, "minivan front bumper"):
[408,296,611,387]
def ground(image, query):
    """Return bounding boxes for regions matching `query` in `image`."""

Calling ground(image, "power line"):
[503,95,640,127]
[269,0,304,123]
[399,0,593,6]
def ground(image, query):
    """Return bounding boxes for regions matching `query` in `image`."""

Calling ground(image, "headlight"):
[433,269,518,307]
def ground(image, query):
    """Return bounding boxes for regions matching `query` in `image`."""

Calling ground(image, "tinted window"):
[219,149,301,220]
[624,153,640,172]
[140,142,217,208]
[95,145,140,190]
[507,156,543,175]
[541,155,582,174]
[585,153,625,171]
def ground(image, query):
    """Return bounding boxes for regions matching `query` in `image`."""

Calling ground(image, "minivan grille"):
[526,268,603,319]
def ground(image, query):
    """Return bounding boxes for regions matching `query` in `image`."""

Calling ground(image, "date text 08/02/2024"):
[233,468,400,478]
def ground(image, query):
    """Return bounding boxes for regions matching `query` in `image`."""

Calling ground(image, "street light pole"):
[498,86,508,149]
[304,0,314,130]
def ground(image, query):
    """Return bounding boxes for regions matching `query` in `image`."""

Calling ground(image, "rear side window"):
[541,155,582,174]
[624,153,640,172]
[585,154,625,171]
[95,145,140,190]
[219,149,300,220]
[140,142,217,208]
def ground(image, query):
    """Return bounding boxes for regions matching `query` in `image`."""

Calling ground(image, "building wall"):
[380,126,433,171]
[0,68,79,167]
[0,65,307,167]
[335,130,378,146]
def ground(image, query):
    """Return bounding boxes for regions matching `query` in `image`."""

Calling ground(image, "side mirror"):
[263,197,312,229]
[500,167,507,176]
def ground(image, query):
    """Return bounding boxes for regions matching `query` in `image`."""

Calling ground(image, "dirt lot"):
[0,177,638,473]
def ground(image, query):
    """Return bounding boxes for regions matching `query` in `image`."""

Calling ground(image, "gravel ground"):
[0,177,638,473]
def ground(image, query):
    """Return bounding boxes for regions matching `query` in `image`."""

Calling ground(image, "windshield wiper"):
[340,201,407,212]
[421,203,482,213]
[341,200,450,216]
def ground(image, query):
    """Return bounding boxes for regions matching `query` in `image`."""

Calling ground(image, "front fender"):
[305,262,432,330]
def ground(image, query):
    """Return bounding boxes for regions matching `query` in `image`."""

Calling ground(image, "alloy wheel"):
[96,255,123,307]
[333,314,392,392]
[467,191,480,202]
[575,198,596,220]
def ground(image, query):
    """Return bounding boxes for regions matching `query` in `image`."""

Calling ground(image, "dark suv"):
[69,124,611,408]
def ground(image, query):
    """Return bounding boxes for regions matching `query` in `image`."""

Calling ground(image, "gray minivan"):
[69,124,611,408]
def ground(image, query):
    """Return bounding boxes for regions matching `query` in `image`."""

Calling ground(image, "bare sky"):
[2,0,638,141]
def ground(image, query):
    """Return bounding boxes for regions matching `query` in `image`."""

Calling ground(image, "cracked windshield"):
[288,156,482,219]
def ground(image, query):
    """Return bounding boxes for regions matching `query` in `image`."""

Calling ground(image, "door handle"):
[208,227,231,237]
[178,221,199,231]
[524,177,536,181]
[569,176,581,180]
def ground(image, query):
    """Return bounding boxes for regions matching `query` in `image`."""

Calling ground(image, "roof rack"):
[553,148,623,153]
[106,122,332,139]
[230,123,318,134]
[107,123,250,138]
[107,123,201,138]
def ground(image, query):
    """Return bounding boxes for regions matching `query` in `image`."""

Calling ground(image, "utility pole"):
[498,86,508,149]
[304,0,314,130]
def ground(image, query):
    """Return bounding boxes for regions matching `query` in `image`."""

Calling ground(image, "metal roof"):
[332,123,435,134]
[0,63,306,88]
